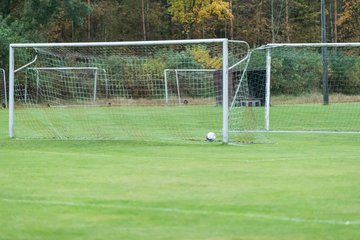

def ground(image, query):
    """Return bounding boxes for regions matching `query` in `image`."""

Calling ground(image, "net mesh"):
[12,40,260,142]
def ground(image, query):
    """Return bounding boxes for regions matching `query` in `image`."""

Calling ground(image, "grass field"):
[1,108,360,239]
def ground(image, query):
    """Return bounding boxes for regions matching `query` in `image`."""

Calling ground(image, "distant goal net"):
[231,43,360,134]
[9,39,263,143]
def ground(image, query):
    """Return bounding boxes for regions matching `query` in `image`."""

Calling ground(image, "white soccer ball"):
[206,132,216,142]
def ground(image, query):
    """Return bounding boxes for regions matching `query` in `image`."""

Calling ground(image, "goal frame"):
[262,42,360,134]
[9,39,230,142]
[163,68,217,104]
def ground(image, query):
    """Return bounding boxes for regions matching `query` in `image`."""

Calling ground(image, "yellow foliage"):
[337,0,356,25]
[190,46,222,69]
[143,58,165,73]
[197,1,233,23]
[168,0,233,36]
[337,0,360,41]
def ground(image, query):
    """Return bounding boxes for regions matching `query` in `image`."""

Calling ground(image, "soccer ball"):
[206,132,216,142]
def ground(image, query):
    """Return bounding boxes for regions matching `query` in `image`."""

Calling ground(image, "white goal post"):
[9,39,256,143]
[0,68,6,108]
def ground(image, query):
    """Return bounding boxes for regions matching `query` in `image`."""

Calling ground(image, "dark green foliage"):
[93,48,203,99]
[251,48,360,97]
[270,48,322,95]
[327,50,360,95]
[0,16,28,69]
[343,57,360,95]
[161,49,202,69]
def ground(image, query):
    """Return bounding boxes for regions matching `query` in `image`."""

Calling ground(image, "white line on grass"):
[1,150,113,158]
[1,197,359,226]
[0,147,308,164]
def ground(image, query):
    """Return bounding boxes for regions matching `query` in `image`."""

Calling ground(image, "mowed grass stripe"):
[2,197,360,226]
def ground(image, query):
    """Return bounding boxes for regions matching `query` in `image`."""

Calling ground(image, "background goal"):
[9,39,261,143]
[230,43,360,134]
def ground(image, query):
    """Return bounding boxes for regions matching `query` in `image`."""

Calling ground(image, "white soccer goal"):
[163,69,217,104]
[9,39,261,143]
[26,67,108,104]
[230,42,360,134]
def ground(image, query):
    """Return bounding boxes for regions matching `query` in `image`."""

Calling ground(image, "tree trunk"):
[87,0,91,40]
[271,0,275,43]
[142,0,147,40]
[285,0,290,42]
[334,0,338,42]
[229,0,234,39]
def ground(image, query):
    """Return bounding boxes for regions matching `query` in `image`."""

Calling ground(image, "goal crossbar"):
[261,42,360,49]
[9,39,229,48]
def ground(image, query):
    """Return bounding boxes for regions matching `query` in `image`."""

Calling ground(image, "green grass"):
[269,103,360,131]
[1,108,360,239]
[14,105,223,140]
[235,102,360,132]
[13,102,360,141]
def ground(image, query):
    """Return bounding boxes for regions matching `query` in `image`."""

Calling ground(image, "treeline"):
[1,0,360,69]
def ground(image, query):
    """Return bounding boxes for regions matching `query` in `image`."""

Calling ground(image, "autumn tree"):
[230,0,270,46]
[89,0,169,41]
[167,0,233,38]
[1,1,360,54]
[337,0,360,42]
[7,0,90,42]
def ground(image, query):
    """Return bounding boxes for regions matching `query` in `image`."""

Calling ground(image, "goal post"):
[0,68,7,108]
[231,42,360,134]
[9,39,257,143]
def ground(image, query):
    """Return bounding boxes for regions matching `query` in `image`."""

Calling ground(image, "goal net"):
[9,39,263,143]
[231,43,360,134]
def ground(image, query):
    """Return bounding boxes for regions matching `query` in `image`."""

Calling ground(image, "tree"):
[1,1,360,51]
[337,0,360,42]
[285,0,290,42]
[228,0,234,39]
[0,16,28,69]
[289,0,321,42]
[142,0,147,40]
[231,0,270,46]
[167,0,233,38]
[16,0,91,42]
[329,0,340,43]
[89,0,169,41]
